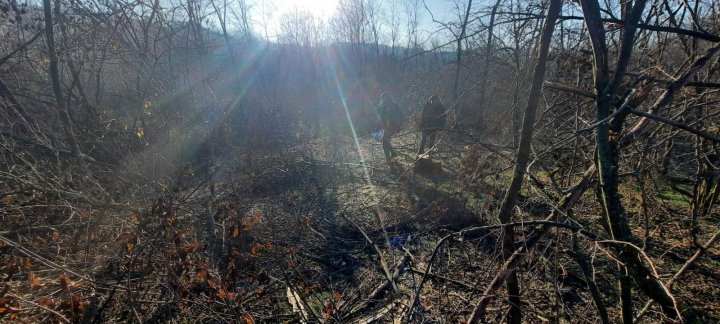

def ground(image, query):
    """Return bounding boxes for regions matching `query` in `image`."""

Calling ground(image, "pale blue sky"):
[248,0,472,44]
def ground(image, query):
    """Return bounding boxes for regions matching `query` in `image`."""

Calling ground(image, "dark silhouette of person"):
[418,94,447,156]
[375,93,402,161]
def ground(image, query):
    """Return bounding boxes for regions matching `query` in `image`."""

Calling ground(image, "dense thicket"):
[1,0,720,322]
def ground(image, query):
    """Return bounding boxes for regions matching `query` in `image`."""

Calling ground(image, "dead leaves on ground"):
[116,232,138,252]
[0,272,88,321]
[27,273,42,287]
[0,293,20,321]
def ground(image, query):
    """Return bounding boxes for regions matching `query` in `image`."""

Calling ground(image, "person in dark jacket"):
[418,94,446,156]
[375,93,402,161]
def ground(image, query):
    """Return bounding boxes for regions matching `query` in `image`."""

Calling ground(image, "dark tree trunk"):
[468,0,562,322]
[43,0,79,153]
[476,0,501,126]
[452,0,473,100]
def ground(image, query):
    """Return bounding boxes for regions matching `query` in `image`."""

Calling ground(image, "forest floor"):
[1,126,719,323]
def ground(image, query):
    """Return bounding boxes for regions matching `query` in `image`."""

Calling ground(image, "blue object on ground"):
[388,236,405,248]
[373,129,384,140]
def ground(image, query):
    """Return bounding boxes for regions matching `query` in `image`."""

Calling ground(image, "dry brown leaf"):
[184,241,200,252]
[116,232,137,244]
[28,273,42,287]
[242,313,254,324]
[20,258,32,270]
[57,274,80,288]
[242,211,261,231]
[37,297,55,307]
[197,269,208,282]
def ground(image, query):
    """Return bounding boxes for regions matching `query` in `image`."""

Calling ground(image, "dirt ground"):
[1,123,719,323]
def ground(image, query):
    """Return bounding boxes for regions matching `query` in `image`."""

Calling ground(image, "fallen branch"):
[6,292,70,323]
[629,108,720,143]
[0,234,114,288]
[339,212,399,294]
[635,229,720,321]
[544,80,596,99]
[0,172,136,212]
[0,223,79,236]
[408,268,476,291]
[595,239,684,320]
[286,285,312,323]
[0,77,39,136]
[467,41,720,323]
[568,235,609,324]
[406,220,595,321]
[344,253,410,320]
[353,295,410,324]
[0,31,43,66]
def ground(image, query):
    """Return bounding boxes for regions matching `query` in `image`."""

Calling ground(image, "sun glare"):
[273,0,338,20]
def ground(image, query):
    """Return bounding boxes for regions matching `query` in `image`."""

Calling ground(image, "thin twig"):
[6,292,70,323]
[596,240,682,320]
[629,108,720,143]
[339,212,399,294]
[635,229,720,321]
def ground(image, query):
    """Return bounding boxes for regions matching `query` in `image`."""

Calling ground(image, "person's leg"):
[418,130,428,155]
[426,130,436,153]
[383,138,392,161]
[428,131,437,156]
[386,136,399,159]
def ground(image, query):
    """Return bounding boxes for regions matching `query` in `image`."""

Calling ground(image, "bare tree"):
[476,0,501,125]
[468,0,562,322]
[3,0,720,323]
[42,0,79,153]
[452,0,473,100]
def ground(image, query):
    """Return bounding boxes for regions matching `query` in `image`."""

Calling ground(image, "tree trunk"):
[452,0,473,100]
[476,0,501,126]
[580,0,638,321]
[467,0,562,322]
[43,0,79,154]
[578,0,702,321]
[471,40,720,324]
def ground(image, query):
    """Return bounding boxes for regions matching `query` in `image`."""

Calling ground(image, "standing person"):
[375,93,402,162]
[418,94,447,156]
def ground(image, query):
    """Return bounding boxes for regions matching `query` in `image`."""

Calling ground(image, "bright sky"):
[273,0,338,18]
[250,0,459,42]
[250,0,337,39]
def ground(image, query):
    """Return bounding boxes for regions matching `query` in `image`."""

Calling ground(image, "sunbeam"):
[326,47,374,189]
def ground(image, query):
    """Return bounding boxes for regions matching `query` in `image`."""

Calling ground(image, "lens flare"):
[326,48,374,188]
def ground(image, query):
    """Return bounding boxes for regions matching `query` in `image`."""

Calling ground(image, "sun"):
[273,0,338,20]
